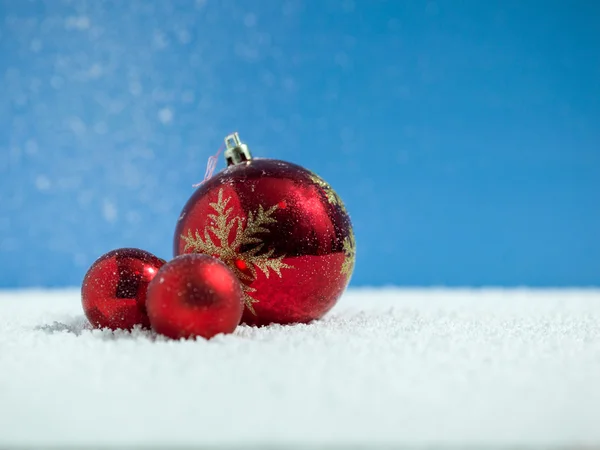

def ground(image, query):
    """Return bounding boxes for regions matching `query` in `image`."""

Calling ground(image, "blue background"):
[1,0,599,288]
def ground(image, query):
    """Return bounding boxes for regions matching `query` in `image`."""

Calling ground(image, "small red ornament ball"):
[81,248,166,330]
[173,155,356,326]
[146,253,244,339]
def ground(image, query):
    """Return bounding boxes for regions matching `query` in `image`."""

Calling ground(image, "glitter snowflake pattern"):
[340,232,356,277]
[309,173,345,210]
[181,188,293,313]
[309,172,355,276]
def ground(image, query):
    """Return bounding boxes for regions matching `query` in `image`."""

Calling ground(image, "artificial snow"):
[1,288,599,448]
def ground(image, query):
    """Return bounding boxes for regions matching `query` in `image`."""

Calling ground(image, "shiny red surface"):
[81,248,165,330]
[173,158,354,326]
[146,254,244,339]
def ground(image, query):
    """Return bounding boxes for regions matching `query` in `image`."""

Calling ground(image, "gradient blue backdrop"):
[1,0,599,288]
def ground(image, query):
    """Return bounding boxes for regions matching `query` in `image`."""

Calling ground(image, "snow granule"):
[0,288,599,447]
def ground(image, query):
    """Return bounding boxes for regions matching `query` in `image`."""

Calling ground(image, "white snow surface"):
[1,288,599,448]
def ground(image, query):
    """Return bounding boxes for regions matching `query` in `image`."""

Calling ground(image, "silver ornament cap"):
[224,132,252,166]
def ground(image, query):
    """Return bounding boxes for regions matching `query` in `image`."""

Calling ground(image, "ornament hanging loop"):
[224,132,252,166]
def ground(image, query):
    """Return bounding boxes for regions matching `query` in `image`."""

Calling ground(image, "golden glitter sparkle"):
[308,172,355,277]
[340,232,356,277]
[308,173,347,211]
[181,188,293,313]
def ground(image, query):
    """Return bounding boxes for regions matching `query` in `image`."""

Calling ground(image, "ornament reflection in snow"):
[81,248,166,330]
[174,133,355,326]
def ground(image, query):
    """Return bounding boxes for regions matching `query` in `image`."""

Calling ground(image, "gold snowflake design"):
[340,231,356,277]
[309,173,346,211]
[309,172,355,277]
[181,188,293,314]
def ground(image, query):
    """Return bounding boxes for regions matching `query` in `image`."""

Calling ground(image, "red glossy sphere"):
[173,158,355,326]
[81,248,166,330]
[146,254,244,339]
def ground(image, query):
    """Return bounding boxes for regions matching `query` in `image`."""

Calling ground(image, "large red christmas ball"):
[173,135,355,326]
[81,248,166,330]
[146,253,244,339]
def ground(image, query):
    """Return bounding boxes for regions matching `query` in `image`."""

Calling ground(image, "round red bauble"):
[146,253,244,339]
[173,135,355,326]
[81,248,166,330]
